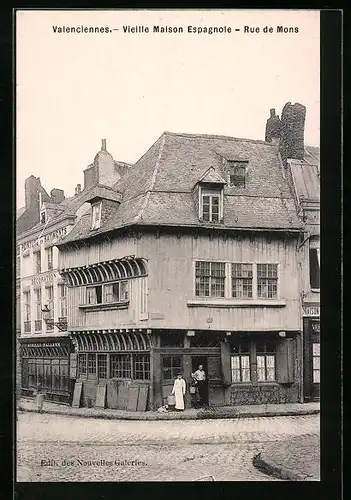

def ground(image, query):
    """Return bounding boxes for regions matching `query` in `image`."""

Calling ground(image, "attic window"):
[40,211,46,224]
[91,201,102,230]
[200,188,222,223]
[228,161,248,188]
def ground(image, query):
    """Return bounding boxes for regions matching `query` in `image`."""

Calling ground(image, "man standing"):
[193,365,207,407]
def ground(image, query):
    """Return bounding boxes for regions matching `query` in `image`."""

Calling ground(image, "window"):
[87,285,102,305]
[23,291,31,332]
[256,342,276,382]
[229,161,247,187]
[59,284,67,318]
[34,288,42,331]
[257,264,278,298]
[110,354,131,378]
[87,353,96,376]
[162,356,182,380]
[47,247,53,270]
[309,249,320,290]
[98,354,107,379]
[133,354,150,380]
[91,202,102,230]
[201,189,221,223]
[46,286,54,331]
[78,354,87,376]
[195,261,225,297]
[312,343,320,383]
[231,342,251,382]
[40,211,46,224]
[232,263,253,298]
[34,251,41,274]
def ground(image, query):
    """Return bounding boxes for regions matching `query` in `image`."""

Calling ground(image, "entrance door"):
[191,356,208,406]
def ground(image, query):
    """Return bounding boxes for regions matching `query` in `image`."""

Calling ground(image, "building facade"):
[17,140,129,404]
[56,111,310,411]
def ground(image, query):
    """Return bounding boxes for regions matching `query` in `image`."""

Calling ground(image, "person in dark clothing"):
[192,365,207,406]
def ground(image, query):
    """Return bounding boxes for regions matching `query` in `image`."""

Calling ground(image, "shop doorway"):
[191,356,208,407]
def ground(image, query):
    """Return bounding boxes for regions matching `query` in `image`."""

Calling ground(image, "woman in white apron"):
[171,373,186,411]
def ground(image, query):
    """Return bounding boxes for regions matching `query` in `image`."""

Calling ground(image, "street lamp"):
[41,304,68,332]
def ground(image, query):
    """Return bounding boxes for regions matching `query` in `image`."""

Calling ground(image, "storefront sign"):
[303,304,320,317]
[21,226,68,252]
[31,272,57,286]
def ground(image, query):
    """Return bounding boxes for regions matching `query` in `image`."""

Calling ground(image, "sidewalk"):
[18,398,320,420]
[253,434,320,481]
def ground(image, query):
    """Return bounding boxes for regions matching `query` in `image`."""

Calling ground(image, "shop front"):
[303,303,320,401]
[20,336,73,404]
[152,329,301,409]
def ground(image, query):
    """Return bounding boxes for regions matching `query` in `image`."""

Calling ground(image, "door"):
[303,318,320,401]
[207,355,225,406]
[191,356,208,406]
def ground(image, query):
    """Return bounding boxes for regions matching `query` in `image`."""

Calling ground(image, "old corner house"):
[50,102,319,412]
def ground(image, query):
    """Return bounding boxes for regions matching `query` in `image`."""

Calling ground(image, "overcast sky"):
[16,9,320,208]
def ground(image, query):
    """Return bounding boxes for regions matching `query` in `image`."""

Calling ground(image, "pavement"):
[253,434,320,481]
[16,411,320,482]
[18,397,320,420]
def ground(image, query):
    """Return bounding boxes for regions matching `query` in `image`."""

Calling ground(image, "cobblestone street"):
[17,412,319,482]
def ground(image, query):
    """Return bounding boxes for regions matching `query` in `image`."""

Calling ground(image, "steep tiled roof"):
[58,131,302,245]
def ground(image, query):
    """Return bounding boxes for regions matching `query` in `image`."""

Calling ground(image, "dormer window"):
[91,201,102,230]
[228,161,248,187]
[200,188,221,223]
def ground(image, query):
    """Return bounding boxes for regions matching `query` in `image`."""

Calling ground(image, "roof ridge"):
[132,134,167,223]
[163,130,273,146]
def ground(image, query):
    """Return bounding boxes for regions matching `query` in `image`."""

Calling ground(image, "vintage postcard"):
[16,9,321,483]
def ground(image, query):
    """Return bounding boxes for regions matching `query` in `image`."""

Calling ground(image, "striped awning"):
[60,257,147,287]
[72,330,151,352]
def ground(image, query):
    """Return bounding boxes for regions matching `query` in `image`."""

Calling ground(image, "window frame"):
[230,342,251,383]
[232,263,253,299]
[34,250,41,274]
[199,187,223,223]
[256,264,279,299]
[47,247,53,271]
[256,341,277,382]
[228,160,248,188]
[91,201,102,230]
[195,261,226,298]
[309,248,320,291]
[162,355,182,381]
[85,280,129,306]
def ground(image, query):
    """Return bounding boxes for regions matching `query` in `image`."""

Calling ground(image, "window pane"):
[313,357,320,370]
[211,277,225,297]
[241,355,250,369]
[257,356,265,369]
[312,343,320,356]
[313,370,320,383]
[211,262,226,277]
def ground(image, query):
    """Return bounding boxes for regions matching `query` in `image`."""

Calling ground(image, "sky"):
[16,9,320,208]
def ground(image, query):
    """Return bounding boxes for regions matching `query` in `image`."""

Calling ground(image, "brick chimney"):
[265,108,281,144]
[279,102,306,162]
[24,175,41,209]
[50,188,65,204]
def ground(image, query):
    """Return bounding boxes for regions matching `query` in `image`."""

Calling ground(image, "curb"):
[18,405,320,421]
[252,452,310,481]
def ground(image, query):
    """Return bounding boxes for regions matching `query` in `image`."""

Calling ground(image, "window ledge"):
[78,301,129,311]
[187,299,286,308]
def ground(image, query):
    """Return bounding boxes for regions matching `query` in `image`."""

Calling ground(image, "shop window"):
[133,354,150,380]
[231,342,251,382]
[195,261,226,297]
[87,353,97,377]
[309,249,320,290]
[232,263,253,298]
[257,264,278,298]
[78,354,87,376]
[98,354,107,379]
[312,343,320,383]
[256,341,276,382]
[160,332,184,347]
[162,355,182,380]
[110,354,131,378]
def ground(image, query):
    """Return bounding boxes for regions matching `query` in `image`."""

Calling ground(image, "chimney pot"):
[270,108,276,118]
[77,183,81,193]
[101,139,106,151]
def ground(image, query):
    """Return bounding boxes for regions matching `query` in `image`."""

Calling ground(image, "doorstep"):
[18,398,320,421]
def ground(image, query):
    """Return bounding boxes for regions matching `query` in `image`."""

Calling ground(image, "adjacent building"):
[17,141,130,403]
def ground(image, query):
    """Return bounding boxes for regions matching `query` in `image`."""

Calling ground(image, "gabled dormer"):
[194,167,226,223]
[85,185,122,231]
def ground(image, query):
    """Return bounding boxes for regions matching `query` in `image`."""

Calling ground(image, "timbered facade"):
[56,121,310,410]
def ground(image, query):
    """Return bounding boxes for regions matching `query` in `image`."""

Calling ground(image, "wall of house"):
[144,231,301,332]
